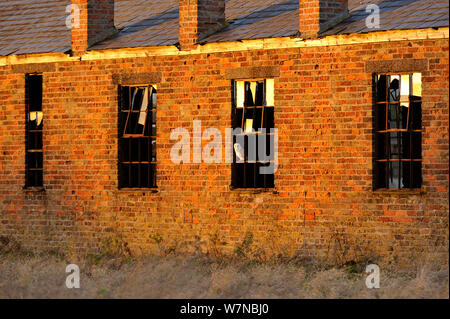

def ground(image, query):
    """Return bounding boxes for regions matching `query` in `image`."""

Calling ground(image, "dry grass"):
[0,250,447,299]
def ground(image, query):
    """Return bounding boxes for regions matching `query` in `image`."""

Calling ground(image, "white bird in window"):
[234,142,245,161]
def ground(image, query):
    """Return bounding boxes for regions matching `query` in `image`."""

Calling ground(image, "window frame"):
[373,72,423,190]
[25,73,44,188]
[230,78,275,189]
[118,84,157,190]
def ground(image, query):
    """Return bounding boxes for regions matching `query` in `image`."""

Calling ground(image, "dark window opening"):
[25,74,43,187]
[374,73,422,189]
[118,85,157,189]
[231,79,275,189]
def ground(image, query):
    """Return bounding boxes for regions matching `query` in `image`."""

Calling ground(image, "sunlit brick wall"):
[0,38,448,267]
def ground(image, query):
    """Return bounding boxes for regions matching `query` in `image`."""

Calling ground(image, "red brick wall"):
[299,0,348,38]
[179,0,226,50]
[71,0,115,56]
[0,38,448,267]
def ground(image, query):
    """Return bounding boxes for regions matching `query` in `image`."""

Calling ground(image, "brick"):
[0,37,448,269]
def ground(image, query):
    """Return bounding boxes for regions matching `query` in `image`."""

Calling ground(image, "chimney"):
[70,0,116,56]
[179,0,226,50]
[299,0,348,39]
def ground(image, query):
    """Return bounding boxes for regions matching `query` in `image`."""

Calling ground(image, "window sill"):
[22,186,45,193]
[372,188,426,196]
[229,186,277,194]
[118,188,159,194]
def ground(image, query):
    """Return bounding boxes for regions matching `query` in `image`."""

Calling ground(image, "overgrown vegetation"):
[0,235,448,299]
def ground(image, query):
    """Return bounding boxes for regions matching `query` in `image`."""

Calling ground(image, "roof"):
[0,0,448,56]
[323,0,450,36]
[0,0,71,56]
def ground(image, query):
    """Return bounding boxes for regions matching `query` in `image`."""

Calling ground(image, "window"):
[374,73,422,189]
[25,74,43,187]
[231,79,275,188]
[118,85,157,189]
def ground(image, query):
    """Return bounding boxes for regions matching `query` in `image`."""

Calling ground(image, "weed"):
[234,231,254,258]
[0,251,447,298]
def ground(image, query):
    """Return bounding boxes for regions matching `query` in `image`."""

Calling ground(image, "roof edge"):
[1,27,448,67]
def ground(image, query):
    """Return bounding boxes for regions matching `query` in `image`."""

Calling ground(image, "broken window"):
[231,79,275,189]
[374,73,422,189]
[25,74,44,187]
[118,85,157,189]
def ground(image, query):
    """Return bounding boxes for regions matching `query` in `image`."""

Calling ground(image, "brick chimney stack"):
[299,0,348,39]
[179,0,226,50]
[70,0,116,56]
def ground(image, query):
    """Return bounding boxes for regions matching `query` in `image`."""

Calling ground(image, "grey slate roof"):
[201,0,300,44]
[100,0,180,49]
[0,0,71,56]
[322,0,450,36]
[0,0,448,56]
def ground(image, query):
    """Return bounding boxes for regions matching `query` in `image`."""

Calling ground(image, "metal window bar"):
[374,73,422,189]
[119,85,156,189]
[232,79,274,188]
[25,74,43,187]
[243,82,247,187]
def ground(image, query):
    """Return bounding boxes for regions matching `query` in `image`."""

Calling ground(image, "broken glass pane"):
[255,81,264,106]
[254,108,263,129]
[125,112,140,135]
[151,87,157,109]
[388,75,400,102]
[250,82,257,105]
[26,74,43,187]
[231,79,274,189]
[244,82,254,106]
[412,73,422,98]
[236,81,245,108]
[374,73,422,190]
[400,74,410,102]
[119,84,156,188]
[131,87,143,108]
[122,87,150,135]
[138,87,149,126]
[265,79,274,106]
[29,111,43,130]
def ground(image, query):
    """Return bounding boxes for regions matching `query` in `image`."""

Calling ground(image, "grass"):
[0,249,448,299]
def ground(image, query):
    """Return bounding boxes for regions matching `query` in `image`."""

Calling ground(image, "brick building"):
[0,0,448,267]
